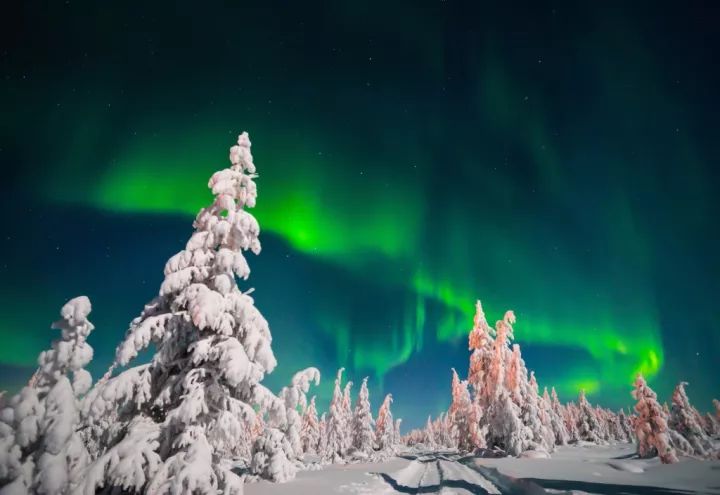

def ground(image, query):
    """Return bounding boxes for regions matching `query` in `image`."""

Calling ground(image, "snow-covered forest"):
[0,133,718,494]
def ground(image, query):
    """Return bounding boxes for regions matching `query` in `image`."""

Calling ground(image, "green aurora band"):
[43,120,663,400]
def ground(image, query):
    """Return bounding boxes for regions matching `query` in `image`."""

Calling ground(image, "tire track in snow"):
[377,452,524,494]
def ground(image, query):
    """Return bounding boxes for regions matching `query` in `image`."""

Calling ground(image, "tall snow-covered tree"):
[351,378,374,455]
[618,408,634,442]
[423,416,437,449]
[467,301,495,409]
[278,368,320,459]
[448,369,485,452]
[544,387,567,446]
[488,311,515,402]
[505,345,525,405]
[393,419,403,448]
[594,406,611,443]
[341,380,354,453]
[324,369,348,462]
[317,413,328,457]
[0,296,95,494]
[668,382,714,458]
[300,396,320,455]
[563,401,581,443]
[485,389,532,456]
[632,374,678,464]
[433,413,454,448]
[375,394,395,454]
[576,390,602,444]
[703,412,718,437]
[81,132,289,493]
[520,372,554,452]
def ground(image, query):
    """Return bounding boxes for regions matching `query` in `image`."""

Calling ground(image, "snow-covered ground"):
[244,443,720,495]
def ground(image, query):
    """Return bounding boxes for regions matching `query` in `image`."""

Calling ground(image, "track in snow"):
[376,452,549,495]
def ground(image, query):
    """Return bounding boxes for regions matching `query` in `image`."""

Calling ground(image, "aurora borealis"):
[1,2,718,429]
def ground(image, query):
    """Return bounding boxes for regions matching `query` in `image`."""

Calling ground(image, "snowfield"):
[245,443,720,495]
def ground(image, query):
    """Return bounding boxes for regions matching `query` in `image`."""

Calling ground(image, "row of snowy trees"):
[631,375,719,463]
[0,132,403,494]
[300,369,402,463]
[403,301,720,465]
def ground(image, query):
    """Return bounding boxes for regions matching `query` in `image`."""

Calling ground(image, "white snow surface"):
[244,443,720,495]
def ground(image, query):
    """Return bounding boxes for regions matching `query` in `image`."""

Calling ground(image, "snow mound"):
[606,460,645,473]
[519,449,551,459]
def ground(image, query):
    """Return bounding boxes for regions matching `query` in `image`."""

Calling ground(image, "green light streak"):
[43,111,666,403]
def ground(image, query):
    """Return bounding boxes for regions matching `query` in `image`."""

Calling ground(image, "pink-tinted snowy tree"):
[375,394,395,454]
[300,396,320,455]
[0,297,94,494]
[467,301,495,410]
[487,311,516,402]
[448,369,480,452]
[632,374,678,464]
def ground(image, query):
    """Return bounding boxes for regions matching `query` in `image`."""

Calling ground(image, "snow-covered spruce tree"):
[703,412,718,437]
[520,371,555,452]
[505,345,525,406]
[618,408,634,442]
[0,296,94,494]
[277,368,320,460]
[393,419,403,448]
[251,368,321,481]
[341,380,354,453]
[81,132,291,493]
[485,388,532,456]
[300,396,320,455]
[576,390,602,444]
[435,413,454,448]
[448,369,487,452]
[594,406,611,443]
[424,416,437,449]
[604,409,627,443]
[563,402,581,443]
[448,369,475,452]
[467,300,495,410]
[668,382,714,458]
[632,374,678,464]
[351,377,374,456]
[324,369,348,462]
[317,413,328,457]
[487,311,516,402]
[519,372,554,452]
[374,394,395,455]
[543,387,567,446]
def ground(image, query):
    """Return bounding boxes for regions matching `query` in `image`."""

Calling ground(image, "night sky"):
[1,2,718,430]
